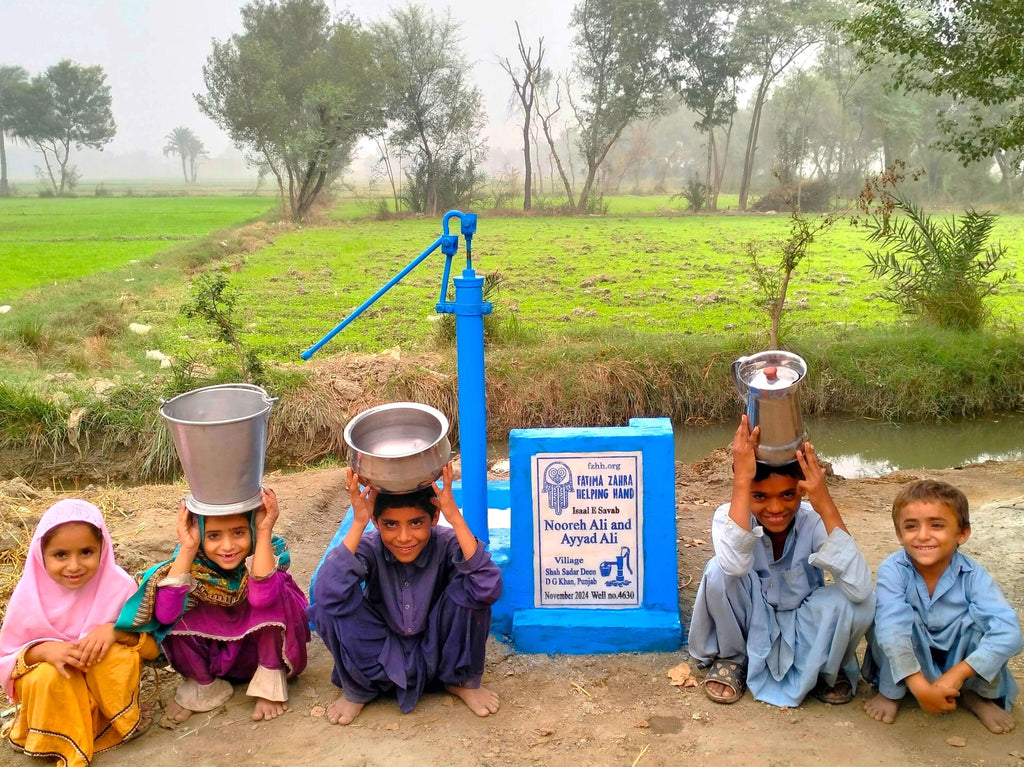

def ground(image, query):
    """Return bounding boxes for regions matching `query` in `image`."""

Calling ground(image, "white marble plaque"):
[532,451,643,608]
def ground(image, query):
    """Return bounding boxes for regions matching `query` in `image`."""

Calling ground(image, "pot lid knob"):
[764,366,778,382]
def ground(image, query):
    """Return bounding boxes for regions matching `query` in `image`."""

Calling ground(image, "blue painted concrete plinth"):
[511,608,682,654]
[502,417,682,654]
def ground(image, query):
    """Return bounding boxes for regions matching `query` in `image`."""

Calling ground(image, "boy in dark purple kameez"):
[309,462,502,724]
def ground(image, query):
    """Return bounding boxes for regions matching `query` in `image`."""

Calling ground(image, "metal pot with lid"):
[732,351,808,465]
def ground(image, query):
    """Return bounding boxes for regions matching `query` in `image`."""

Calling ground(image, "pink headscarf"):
[0,499,138,700]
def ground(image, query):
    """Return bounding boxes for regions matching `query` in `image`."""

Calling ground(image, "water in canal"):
[672,413,1024,478]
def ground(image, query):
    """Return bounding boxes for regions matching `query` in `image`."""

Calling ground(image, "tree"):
[748,209,842,347]
[733,0,827,211]
[373,4,486,216]
[0,65,27,197]
[9,60,115,196]
[664,0,743,211]
[185,132,208,182]
[536,75,579,208]
[844,0,1024,166]
[499,22,545,212]
[197,0,386,221]
[567,0,668,212]
[164,126,196,183]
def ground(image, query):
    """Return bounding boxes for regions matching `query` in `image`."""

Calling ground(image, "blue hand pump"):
[301,211,492,544]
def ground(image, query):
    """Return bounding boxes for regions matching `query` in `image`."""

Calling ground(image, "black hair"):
[41,521,103,551]
[753,460,804,484]
[372,486,438,519]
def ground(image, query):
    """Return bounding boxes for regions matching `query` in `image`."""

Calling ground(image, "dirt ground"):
[2,455,1023,767]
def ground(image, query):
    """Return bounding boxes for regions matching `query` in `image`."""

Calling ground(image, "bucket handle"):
[160,383,278,407]
[732,356,749,397]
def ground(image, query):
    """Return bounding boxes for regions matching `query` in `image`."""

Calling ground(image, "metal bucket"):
[160,384,276,515]
[732,351,808,465]
[344,402,451,494]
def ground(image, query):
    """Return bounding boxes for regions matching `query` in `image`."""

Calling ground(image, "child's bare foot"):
[326,695,364,725]
[446,684,500,717]
[864,693,899,724]
[252,697,288,721]
[961,690,1015,733]
[160,699,194,728]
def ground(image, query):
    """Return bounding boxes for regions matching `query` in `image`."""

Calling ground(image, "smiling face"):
[372,504,438,563]
[749,473,803,536]
[42,522,103,590]
[896,500,970,574]
[201,513,252,570]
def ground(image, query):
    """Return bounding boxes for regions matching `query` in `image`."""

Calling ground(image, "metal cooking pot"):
[344,402,451,494]
[732,351,808,466]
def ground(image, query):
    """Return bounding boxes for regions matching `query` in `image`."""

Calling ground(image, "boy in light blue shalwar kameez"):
[863,479,1021,734]
[688,416,875,707]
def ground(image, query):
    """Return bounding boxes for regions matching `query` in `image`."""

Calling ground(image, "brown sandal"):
[702,659,746,704]
[125,707,153,742]
[813,677,854,705]
[1,716,24,754]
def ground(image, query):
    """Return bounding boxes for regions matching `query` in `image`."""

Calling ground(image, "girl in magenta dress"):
[117,487,309,724]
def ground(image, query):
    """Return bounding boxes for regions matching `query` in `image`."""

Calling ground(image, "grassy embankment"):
[1,195,1023,483]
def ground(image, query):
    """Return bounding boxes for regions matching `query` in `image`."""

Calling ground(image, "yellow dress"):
[7,635,158,767]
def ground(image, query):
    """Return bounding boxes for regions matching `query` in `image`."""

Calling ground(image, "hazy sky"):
[0,0,574,161]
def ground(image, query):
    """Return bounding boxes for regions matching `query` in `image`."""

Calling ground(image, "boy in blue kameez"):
[688,416,875,707]
[863,479,1021,733]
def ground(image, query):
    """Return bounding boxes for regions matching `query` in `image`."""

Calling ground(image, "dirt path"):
[3,457,1023,767]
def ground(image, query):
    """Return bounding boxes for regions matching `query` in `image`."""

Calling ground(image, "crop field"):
[0,196,274,300]
[226,213,1024,361]
[1,194,1023,375]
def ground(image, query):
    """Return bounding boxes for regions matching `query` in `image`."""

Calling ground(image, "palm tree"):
[0,65,28,197]
[163,126,197,183]
[185,132,208,183]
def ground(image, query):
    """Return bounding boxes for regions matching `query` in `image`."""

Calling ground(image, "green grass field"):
[0,197,274,300]
[2,192,1023,376]
[227,213,1024,361]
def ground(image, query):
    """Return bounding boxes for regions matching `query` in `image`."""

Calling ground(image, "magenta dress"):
[156,570,309,684]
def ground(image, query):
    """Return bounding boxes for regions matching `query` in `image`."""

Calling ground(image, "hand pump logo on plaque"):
[532,452,643,608]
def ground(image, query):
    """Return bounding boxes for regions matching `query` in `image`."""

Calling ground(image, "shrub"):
[583,193,608,215]
[865,194,1014,331]
[433,270,505,346]
[402,151,486,214]
[678,176,706,212]
[181,272,266,384]
[489,166,521,211]
[751,178,834,213]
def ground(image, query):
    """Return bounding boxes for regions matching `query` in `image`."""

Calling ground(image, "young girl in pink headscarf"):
[0,499,158,767]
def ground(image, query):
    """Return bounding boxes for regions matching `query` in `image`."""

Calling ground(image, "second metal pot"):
[732,351,808,465]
